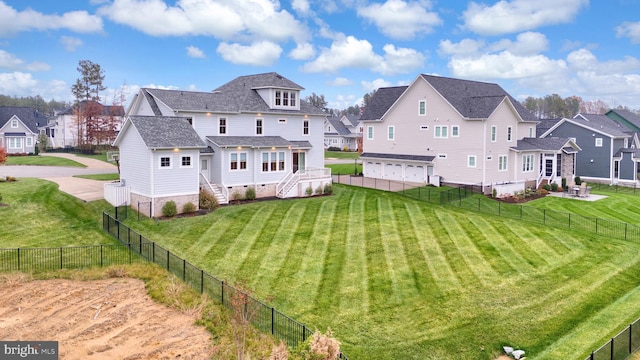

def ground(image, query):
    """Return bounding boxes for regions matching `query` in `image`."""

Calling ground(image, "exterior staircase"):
[211,184,228,205]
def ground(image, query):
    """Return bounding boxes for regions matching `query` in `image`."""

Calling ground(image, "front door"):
[292,152,305,173]
[200,158,210,180]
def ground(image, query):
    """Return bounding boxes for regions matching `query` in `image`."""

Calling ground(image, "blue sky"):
[0,0,639,110]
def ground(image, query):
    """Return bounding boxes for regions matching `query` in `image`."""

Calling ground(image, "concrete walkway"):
[0,153,119,202]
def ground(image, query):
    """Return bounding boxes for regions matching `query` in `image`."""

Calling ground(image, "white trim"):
[467,155,477,168]
[387,125,395,140]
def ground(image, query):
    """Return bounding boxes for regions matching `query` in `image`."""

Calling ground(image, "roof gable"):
[0,106,49,133]
[120,116,206,149]
[359,86,408,121]
[512,137,581,152]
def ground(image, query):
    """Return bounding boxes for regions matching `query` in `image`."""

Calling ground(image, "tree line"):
[521,94,637,119]
[0,95,70,116]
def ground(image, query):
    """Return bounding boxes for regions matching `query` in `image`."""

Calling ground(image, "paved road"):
[0,153,119,202]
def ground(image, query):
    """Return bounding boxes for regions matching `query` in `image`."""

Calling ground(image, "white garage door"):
[366,161,382,178]
[405,164,426,183]
[385,163,404,181]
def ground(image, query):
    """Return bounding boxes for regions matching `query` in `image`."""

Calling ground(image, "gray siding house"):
[540,114,636,183]
[0,106,47,154]
[108,73,331,216]
[324,115,360,151]
[360,74,578,193]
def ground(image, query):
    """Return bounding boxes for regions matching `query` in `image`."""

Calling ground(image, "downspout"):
[150,148,155,217]
[610,138,615,185]
[482,119,487,192]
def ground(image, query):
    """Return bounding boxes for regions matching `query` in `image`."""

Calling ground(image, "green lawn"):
[326,163,362,175]
[74,173,120,181]
[120,184,640,360]
[5,155,86,167]
[0,178,115,247]
[324,150,360,159]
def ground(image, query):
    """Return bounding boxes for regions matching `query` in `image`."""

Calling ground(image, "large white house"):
[360,74,580,194]
[107,73,331,216]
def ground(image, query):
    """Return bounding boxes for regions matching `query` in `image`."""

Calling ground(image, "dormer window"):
[274,90,298,109]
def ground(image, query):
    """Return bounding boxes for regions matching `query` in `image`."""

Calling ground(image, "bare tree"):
[71,60,106,147]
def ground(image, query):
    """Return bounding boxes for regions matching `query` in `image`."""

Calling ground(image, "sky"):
[0,0,639,111]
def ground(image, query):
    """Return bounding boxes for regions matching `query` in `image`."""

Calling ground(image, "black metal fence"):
[102,212,349,359]
[0,244,142,272]
[586,319,640,360]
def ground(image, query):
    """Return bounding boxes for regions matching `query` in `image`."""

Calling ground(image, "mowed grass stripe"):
[185,216,233,260]
[434,211,497,286]
[404,203,460,293]
[290,200,338,318]
[480,219,553,269]
[216,205,276,276]
[270,201,323,303]
[248,201,306,291]
[375,196,418,306]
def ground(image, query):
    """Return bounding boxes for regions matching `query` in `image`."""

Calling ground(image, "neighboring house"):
[0,106,48,154]
[359,74,579,193]
[108,72,331,216]
[40,101,125,148]
[606,109,640,132]
[324,114,360,151]
[540,113,637,184]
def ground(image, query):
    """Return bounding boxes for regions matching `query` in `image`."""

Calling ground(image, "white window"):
[498,155,508,171]
[418,100,426,116]
[230,152,247,170]
[529,127,534,137]
[468,155,476,168]
[367,126,374,140]
[261,151,285,172]
[181,156,192,168]
[452,126,459,137]
[159,156,171,169]
[11,119,18,128]
[595,138,603,147]
[491,126,497,142]
[507,127,512,142]
[522,154,534,172]
[26,137,33,147]
[9,137,22,149]
[387,126,395,140]
[219,118,227,135]
[303,120,309,135]
[256,118,263,135]
[625,138,629,148]
[437,154,447,159]
[435,125,448,138]
[275,90,297,108]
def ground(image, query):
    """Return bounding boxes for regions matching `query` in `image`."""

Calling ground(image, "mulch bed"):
[491,193,547,203]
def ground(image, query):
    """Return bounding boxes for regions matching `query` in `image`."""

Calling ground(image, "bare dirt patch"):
[0,277,214,359]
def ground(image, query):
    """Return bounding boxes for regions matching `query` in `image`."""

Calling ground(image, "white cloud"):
[60,36,83,52]
[216,41,282,66]
[330,93,360,109]
[292,0,310,15]
[438,39,485,57]
[361,78,394,92]
[301,36,424,75]
[0,72,72,101]
[357,0,442,40]
[327,77,353,86]
[463,0,588,36]
[186,45,205,58]
[489,31,548,55]
[289,42,315,60]
[616,21,640,44]
[0,50,51,72]
[0,2,103,36]
[98,0,309,43]
[449,51,566,80]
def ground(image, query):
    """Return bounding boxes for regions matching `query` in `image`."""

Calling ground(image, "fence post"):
[520,205,523,220]
[17,248,20,271]
[543,209,546,224]
[59,247,63,269]
[139,234,142,254]
[611,337,614,360]
[152,242,155,263]
[100,245,103,267]
[200,270,204,294]
[498,202,501,216]
[221,280,225,305]
[166,251,170,270]
[630,323,633,354]
[596,218,599,234]
[271,307,275,334]
[183,259,186,281]
[128,243,132,264]
[569,213,571,229]
[625,223,628,241]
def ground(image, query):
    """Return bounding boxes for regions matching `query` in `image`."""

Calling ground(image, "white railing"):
[298,167,332,179]
[276,168,332,198]
[104,181,130,207]
[199,173,228,204]
[277,171,298,198]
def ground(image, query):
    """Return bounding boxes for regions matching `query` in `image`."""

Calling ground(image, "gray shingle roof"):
[360,152,435,162]
[359,86,408,121]
[129,116,206,149]
[608,109,640,129]
[572,113,630,137]
[420,75,538,121]
[144,72,324,115]
[326,116,352,136]
[512,137,578,152]
[0,106,49,132]
[536,118,562,137]
[615,148,640,158]
[59,101,125,117]
[206,136,295,148]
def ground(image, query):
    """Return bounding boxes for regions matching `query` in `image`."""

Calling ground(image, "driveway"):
[0,153,118,202]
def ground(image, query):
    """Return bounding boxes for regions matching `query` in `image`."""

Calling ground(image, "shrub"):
[232,190,244,201]
[323,183,333,195]
[162,201,177,217]
[492,188,497,198]
[308,328,341,360]
[550,183,558,191]
[575,176,582,185]
[182,202,196,214]
[5,176,16,182]
[199,189,218,210]
[315,185,323,195]
[542,184,552,191]
[561,177,567,189]
[0,147,6,165]
[540,188,549,195]
[327,146,341,151]
[305,185,313,196]
[245,187,256,200]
